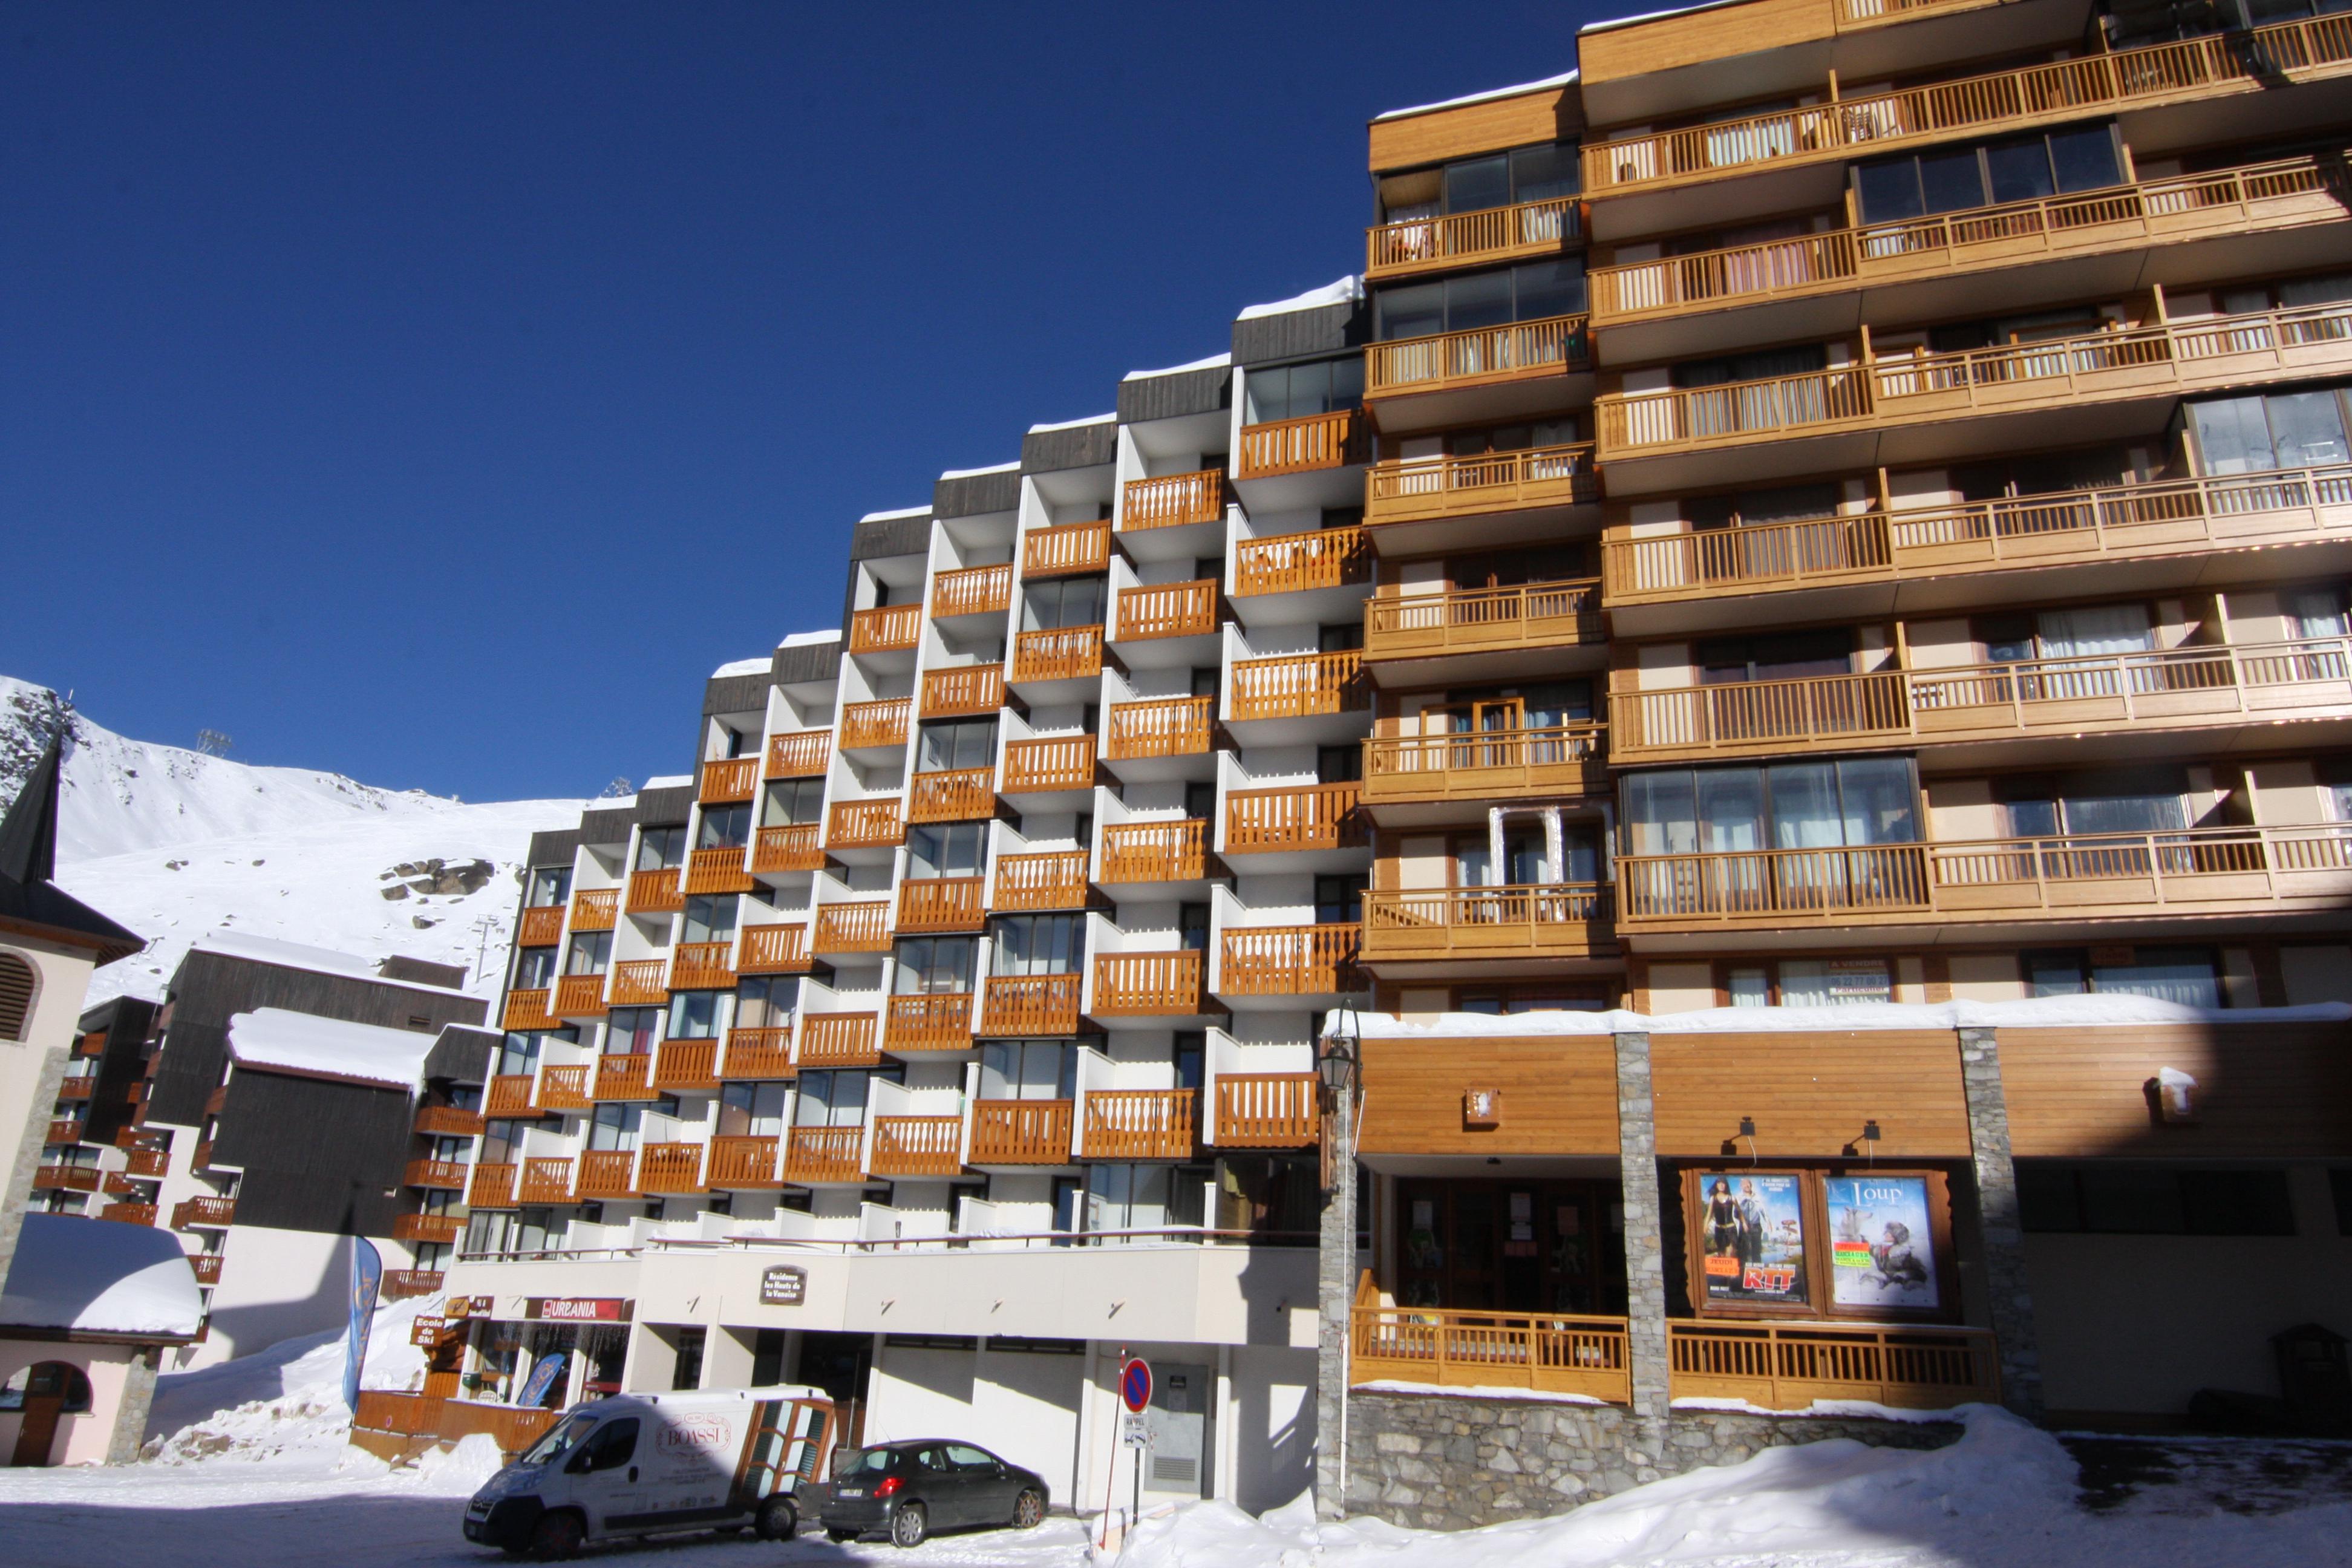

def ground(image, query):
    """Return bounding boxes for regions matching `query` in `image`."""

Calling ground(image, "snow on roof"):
[777,629,841,650]
[641,774,692,790]
[0,1214,204,1339]
[190,930,461,997]
[938,460,1021,480]
[1027,412,1116,434]
[1122,352,1231,382]
[584,795,635,811]
[710,656,770,679]
[858,505,933,523]
[1333,996,2352,1040]
[1580,0,1743,37]
[1373,69,1579,123]
[226,1006,437,1089]
[1236,276,1363,321]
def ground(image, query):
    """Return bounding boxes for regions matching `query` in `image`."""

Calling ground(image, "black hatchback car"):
[816,1440,1049,1548]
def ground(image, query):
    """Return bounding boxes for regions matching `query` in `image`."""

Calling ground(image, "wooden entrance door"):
[7,1362,91,1467]
[1395,1180,1625,1315]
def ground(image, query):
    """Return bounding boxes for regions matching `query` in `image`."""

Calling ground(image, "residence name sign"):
[760,1265,808,1306]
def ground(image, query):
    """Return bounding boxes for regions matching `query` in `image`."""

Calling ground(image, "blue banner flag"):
[343,1236,383,1414]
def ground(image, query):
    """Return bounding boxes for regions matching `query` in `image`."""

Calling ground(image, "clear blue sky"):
[4,1,1598,803]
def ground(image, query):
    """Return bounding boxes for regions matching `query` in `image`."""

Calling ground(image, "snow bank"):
[0,1215,204,1338]
[777,628,841,650]
[226,1007,438,1089]
[146,1293,436,1467]
[858,503,934,520]
[1237,276,1362,321]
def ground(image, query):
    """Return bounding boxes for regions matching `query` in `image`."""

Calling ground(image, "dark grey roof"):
[1118,365,1230,425]
[704,671,773,718]
[852,511,932,561]
[933,468,1021,519]
[636,783,694,826]
[1022,420,1118,474]
[1232,300,1369,367]
[527,827,586,866]
[773,638,843,687]
[0,740,142,961]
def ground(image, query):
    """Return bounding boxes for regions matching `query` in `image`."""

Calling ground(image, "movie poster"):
[1824,1174,1941,1312]
[1697,1172,1808,1307]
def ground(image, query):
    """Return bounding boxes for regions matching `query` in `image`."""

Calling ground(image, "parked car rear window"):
[834,1447,903,1477]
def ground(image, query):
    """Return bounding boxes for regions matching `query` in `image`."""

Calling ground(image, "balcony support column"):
[1612,1031,1672,1431]
[1313,1075,1355,1521]
[1958,1027,2045,1421]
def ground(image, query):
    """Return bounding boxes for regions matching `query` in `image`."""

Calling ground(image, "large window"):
[588,1102,642,1152]
[1085,1163,1210,1236]
[892,936,976,995]
[907,821,988,879]
[763,779,825,826]
[512,947,557,990]
[993,913,1084,976]
[1995,768,2190,839]
[1377,140,1579,223]
[1244,356,1365,424]
[916,719,997,774]
[1854,123,2122,224]
[794,1068,897,1128]
[667,990,723,1039]
[1696,629,1853,685]
[2187,386,2352,475]
[2023,946,2223,1007]
[635,826,687,872]
[697,803,751,850]
[1023,577,1106,632]
[2020,1163,2293,1234]
[1621,759,1920,857]
[565,930,612,976]
[717,1082,788,1137]
[734,975,799,1028]
[978,1039,1074,1101]
[606,1007,661,1055]
[1374,258,1587,342]
[1726,958,1892,1008]
[681,895,737,945]
[526,865,572,907]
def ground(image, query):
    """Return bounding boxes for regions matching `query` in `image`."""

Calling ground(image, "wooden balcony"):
[517,906,565,948]
[610,959,668,1005]
[500,989,558,1031]
[1214,1073,1319,1147]
[907,766,995,823]
[751,823,825,874]
[870,1115,964,1178]
[34,1166,99,1194]
[1615,823,2352,933]
[707,1134,781,1188]
[814,900,892,953]
[637,1141,707,1194]
[884,992,974,1053]
[933,562,1013,618]
[849,602,921,655]
[839,696,910,752]
[1100,819,1208,884]
[827,798,904,850]
[381,1269,443,1301]
[1001,735,1096,794]
[1082,1088,1197,1160]
[1024,518,1112,577]
[1367,315,1588,398]
[1669,1322,1998,1413]
[921,662,1005,718]
[1091,951,1207,1017]
[1220,924,1361,995]
[991,850,1091,912]
[784,1125,866,1184]
[1234,527,1370,597]
[627,866,684,915]
[537,1065,592,1112]
[979,973,1084,1036]
[669,940,736,990]
[590,1052,658,1101]
[392,1212,463,1245]
[1226,783,1364,854]
[125,1146,168,1178]
[766,728,831,779]
[1104,696,1214,761]
[699,757,759,803]
[1228,650,1369,722]
[651,1037,720,1092]
[1353,1291,1630,1403]
[190,1254,223,1286]
[1123,469,1228,531]
[485,1074,537,1117]
[549,972,606,1018]
[739,923,811,973]
[720,1027,797,1079]
[683,846,754,896]
[1365,578,1602,661]
[173,1195,237,1228]
[410,1100,482,1135]
[897,877,986,933]
[468,1161,517,1209]
[798,1012,881,1068]
[1117,580,1218,641]
[1366,195,1582,280]
[1234,409,1368,480]
[969,1099,1073,1166]
[1362,884,1615,961]
[576,1151,636,1201]
[403,1158,469,1191]
[56,1077,96,1102]
[1581,15,2352,199]
[1364,724,1608,804]
[1011,626,1105,684]
[99,1202,157,1226]
[44,1117,81,1146]
[569,887,619,931]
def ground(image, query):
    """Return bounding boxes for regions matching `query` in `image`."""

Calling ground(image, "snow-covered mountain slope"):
[1,677,585,1005]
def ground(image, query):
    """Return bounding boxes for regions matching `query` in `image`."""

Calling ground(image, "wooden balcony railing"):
[575,1150,636,1200]
[739,923,811,973]
[44,1117,82,1146]
[1024,518,1112,577]
[969,1099,1074,1165]
[992,850,1091,911]
[897,876,987,933]
[591,1052,658,1101]
[827,798,904,850]
[798,1013,881,1068]
[1011,625,1105,684]
[1365,578,1602,658]
[668,940,736,990]
[1117,580,1219,641]
[55,1077,96,1102]
[1123,469,1228,531]
[784,1125,866,1184]
[569,887,619,931]
[933,561,1013,618]
[699,757,759,803]
[1002,735,1096,793]
[752,823,825,874]
[840,696,912,751]
[1105,696,1214,760]
[1613,670,1910,761]
[1353,1292,1630,1403]
[979,973,1085,1036]
[1082,1088,1197,1160]
[814,900,892,952]
[1363,884,1615,958]
[485,1074,537,1117]
[1367,315,1588,397]
[517,906,566,948]
[34,1166,100,1194]
[501,989,558,1031]
[1835,0,1988,23]
[1367,195,1582,279]
[174,1195,237,1227]
[721,1027,797,1079]
[403,1156,469,1190]
[1234,526,1370,596]
[537,1065,592,1112]
[627,866,684,914]
[1365,724,1608,802]
[683,846,754,896]
[651,1037,719,1092]
[1226,782,1363,854]
[1587,14,2352,197]
[908,766,996,823]
[1228,650,1368,721]
[637,1142,707,1194]
[849,602,922,655]
[610,959,669,1005]
[1091,951,1207,1016]
[766,728,830,778]
[884,992,974,1053]
[1668,1322,1999,1411]
[921,662,1005,717]
[188,1253,223,1286]
[706,1134,781,1188]
[468,1161,517,1209]
[1214,1073,1319,1147]
[1100,819,1208,883]
[1601,464,2352,604]
[1220,924,1361,995]
[125,1146,168,1178]
[1235,408,1368,480]
[552,972,607,1018]
[870,1115,965,1178]
[391,1212,463,1245]
[99,1202,158,1226]
[1598,365,1873,459]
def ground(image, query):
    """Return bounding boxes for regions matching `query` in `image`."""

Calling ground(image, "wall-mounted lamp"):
[1841,1120,1883,1159]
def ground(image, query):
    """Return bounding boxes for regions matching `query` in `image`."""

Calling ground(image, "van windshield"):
[520,1413,599,1467]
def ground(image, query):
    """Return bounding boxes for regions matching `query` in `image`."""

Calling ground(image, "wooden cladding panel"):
[1359,1036,1619,1156]
[2001,1024,2352,1159]
[1650,1032,1971,1158]
[1575,0,1832,87]
[1368,82,1580,173]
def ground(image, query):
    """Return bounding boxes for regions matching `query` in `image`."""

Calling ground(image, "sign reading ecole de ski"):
[759,1265,806,1306]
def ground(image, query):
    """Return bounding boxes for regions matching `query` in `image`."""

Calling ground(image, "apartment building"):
[371,0,2352,1527]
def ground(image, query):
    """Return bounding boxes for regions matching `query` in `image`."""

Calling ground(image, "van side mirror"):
[564,1449,594,1475]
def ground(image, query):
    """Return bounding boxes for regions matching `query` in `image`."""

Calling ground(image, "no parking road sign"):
[1119,1356,1152,1413]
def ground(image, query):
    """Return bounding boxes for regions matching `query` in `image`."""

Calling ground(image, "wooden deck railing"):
[1365,724,1607,800]
[897,876,986,932]
[1117,580,1219,641]
[44,1117,82,1147]
[839,696,912,751]
[1235,408,1368,479]
[651,1038,719,1092]
[1367,195,1582,278]
[921,662,1005,717]
[884,992,975,1053]
[699,757,759,803]
[1220,924,1361,995]
[610,959,668,1005]
[468,1161,517,1209]
[1235,526,1371,596]
[500,989,558,1032]
[1100,819,1208,883]
[797,1013,881,1067]
[1613,670,1912,759]
[1123,469,1228,530]
[484,1074,537,1117]
[170,1195,236,1227]
[992,849,1092,911]
[720,1027,797,1079]
[706,1134,781,1188]
[1011,625,1105,684]
[124,1146,169,1178]
[576,1149,637,1200]
[1364,884,1615,958]
[1083,1088,1197,1160]
[908,766,996,822]
[870,1115,965,1177]
[391,1212,464,1244]
[979,973,1085,1036]
[569,887,619,930]
[99,1201,158,1226]
[739,923,810,973]
[784,1125,866,1184]
[933,562,1013,618]
[537,1065,592,1112]
[849,602,921,654]
[766,728,830,778]
[827,799,904,849]
[1668,1322,1999,1410]
[683,846,754,896]
[1365,578,1602,655]
[1091,951,1207,1016]
[627,867,684,914]
[591,1051,658,1100]
[518,1157,578,1204]
[1365,442,1599,529]
[517,905,566,947]
[1226,782,1363,854]
[1214,1073,1319,1146]
[814,900,892,952]
[1024,518,1112,577]
[403,1157,469,1190]
[1367,314,1588,396]
[1583,14,2352,197]
[1002,735,1097,792]
[1228,650,1368,720]
[751,823,824,874]
[1105,696,1214,760]
[969,1099,1074,1165]
[636,1142,707,1194]
[1598,365,1873,457]
[1353,1295,1632,1403]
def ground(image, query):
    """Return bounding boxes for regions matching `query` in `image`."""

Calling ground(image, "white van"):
[461,1386,837,1560]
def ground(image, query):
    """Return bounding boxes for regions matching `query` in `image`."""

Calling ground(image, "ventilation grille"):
[1151,1456,1196,1486]
[0,953,34,1042]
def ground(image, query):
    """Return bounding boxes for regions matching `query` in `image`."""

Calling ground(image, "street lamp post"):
[1314,1006,1362,1520]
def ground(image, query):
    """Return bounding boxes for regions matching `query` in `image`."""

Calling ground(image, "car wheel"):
[1013,1488,1045,1529]
[890,1502,929,1549]
[826,1527,861,1543]
[755,1495,798,1541]
[525,1510,585,1562]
